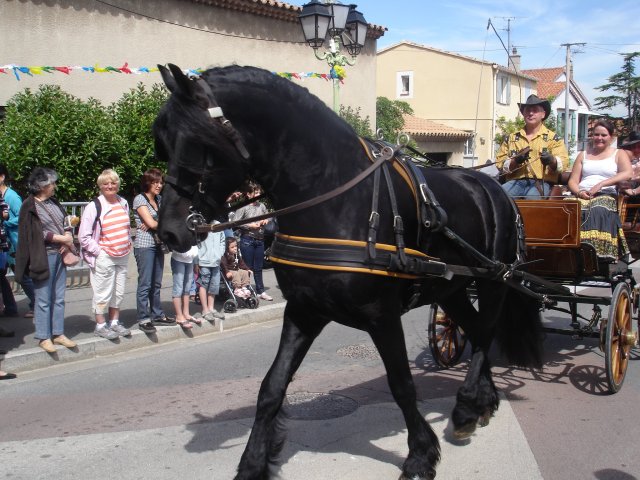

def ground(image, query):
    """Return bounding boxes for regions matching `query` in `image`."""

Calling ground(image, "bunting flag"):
[0,63,344,82]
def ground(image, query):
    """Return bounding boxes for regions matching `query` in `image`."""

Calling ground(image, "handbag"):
[61,248,80,267]
[39,199,79,266]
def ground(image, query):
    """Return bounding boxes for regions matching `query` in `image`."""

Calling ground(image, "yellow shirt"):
[496,124,569,183]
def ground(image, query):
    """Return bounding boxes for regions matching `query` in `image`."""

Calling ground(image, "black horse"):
[154,64,543,480]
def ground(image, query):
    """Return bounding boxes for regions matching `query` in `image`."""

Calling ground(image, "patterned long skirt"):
[578,195,629,261]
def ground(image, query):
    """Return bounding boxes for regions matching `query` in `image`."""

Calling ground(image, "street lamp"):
[298,0,368,112]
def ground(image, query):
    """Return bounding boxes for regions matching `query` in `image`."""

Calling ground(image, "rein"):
[192,146,396,234]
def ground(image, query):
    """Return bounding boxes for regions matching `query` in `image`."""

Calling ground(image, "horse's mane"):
[155,64,358,159]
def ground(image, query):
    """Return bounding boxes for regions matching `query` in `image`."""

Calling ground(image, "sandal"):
[177,320,193,330]
[187,316,202,325]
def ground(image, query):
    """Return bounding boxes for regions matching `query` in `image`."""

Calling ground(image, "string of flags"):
[0,63,346,82]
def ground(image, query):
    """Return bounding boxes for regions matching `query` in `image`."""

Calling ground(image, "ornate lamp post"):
[298,0,368,112]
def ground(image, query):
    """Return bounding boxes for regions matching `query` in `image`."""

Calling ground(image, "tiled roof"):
[521,67,564,83]
[521,67,565,100]
[537,82,564,99]
[520,66,591,109]
[188,0,386,38]
[402,114,472,139]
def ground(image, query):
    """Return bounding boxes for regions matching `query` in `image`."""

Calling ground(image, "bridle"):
[163,75,402,236]
[163,75,252,231]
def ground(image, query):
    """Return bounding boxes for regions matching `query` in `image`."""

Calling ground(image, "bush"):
[0,83,168,201]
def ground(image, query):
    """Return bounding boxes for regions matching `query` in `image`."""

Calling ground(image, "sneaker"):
[110,323,131,337]
[211,310,225,320]
[259,292,273,301]
[139,321,157,334]
[153,315,176,326]
[203,311,216,323]
[94,325,119,340]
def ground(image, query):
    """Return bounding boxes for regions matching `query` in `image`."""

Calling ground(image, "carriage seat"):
[548,171,571,199]
[515,199,598,278]
[618,195,640,254]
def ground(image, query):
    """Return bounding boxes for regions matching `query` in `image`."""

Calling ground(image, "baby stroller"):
[219,270,260,313]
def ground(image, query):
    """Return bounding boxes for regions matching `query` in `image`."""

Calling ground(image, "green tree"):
[108,83,168,198]
[338,105,373,138]
[0,85,119,200]
[0,83,168,201]
[594,52,640,131]
[376,97,414,143]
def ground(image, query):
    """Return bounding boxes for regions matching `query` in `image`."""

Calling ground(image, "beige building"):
[1,0,384,121]
[377,41,538,166]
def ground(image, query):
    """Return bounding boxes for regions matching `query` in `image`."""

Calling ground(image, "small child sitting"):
[220,237,252,299]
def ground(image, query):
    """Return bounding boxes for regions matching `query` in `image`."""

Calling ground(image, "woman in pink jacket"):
[78,169,132,340]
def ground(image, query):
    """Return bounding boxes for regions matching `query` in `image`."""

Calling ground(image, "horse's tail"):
[495,287,544,368]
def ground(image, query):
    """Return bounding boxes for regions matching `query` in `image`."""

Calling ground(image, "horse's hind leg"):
[369,314,440,480]
[440,285,501,439]
[235,305,328,480]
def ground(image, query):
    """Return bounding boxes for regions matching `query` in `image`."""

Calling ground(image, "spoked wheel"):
[601,283,636,393]
[428,304,467,368]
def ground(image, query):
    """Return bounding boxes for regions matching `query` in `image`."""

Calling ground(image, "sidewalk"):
[0,255,286,374]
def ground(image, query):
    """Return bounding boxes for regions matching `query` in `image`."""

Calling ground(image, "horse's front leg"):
[369,314,440,480]
[235,304,328,480]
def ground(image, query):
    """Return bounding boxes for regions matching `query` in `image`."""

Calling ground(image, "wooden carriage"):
[429,195,639,393]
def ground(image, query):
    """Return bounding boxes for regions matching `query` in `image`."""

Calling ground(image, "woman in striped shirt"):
[78,169,132,339]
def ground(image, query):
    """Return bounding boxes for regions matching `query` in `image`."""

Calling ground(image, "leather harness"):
[164,74,557,304]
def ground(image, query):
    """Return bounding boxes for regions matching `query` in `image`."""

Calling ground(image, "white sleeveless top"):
[578,149,619,195]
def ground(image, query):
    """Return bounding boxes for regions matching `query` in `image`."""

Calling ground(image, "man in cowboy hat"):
[496,94,569,197]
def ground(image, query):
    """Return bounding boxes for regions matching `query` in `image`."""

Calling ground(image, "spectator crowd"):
[0,166,275,380]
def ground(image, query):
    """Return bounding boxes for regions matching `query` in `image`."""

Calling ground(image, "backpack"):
[91,197,102,232]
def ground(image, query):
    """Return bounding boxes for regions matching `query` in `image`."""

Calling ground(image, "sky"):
[357,0,640,117]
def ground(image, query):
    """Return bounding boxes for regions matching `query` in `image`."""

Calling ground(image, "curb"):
[1,302,286,373]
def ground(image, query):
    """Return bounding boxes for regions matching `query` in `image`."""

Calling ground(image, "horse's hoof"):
[398,473,434,480]
[453,421,477,440]
[477,411,492,428]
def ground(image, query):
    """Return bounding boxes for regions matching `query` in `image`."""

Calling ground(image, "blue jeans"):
[171,258,194,298]
[134,246,165,322]
[502,179,551,198]
[33,253,66,340]
[239,236,265,294]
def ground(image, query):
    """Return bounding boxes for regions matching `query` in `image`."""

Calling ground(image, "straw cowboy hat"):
[621,131,640,149]
[518,94,551,120]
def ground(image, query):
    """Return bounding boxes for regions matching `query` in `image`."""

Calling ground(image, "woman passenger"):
[567,119,633,261]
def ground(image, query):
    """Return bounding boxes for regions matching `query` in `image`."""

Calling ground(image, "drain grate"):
[283,392,359,420]
[336,343,381,360]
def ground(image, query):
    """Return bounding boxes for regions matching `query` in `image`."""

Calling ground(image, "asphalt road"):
[1,303,639,479]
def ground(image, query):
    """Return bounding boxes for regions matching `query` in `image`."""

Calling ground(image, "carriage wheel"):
[603,283,636,393]
[428,304,467,368]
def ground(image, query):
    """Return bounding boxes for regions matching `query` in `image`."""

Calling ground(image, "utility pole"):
[561,42,586,151]
[496,16,517,66]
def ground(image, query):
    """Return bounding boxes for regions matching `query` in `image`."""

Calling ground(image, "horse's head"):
[153,64,250,252]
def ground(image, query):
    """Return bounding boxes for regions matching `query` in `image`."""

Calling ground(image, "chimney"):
[509,47,521,71]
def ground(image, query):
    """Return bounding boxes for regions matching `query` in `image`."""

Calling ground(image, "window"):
[524,80,532,100]
[396,71,413,98]
[464,136,475,157]
[496,73,511,105]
